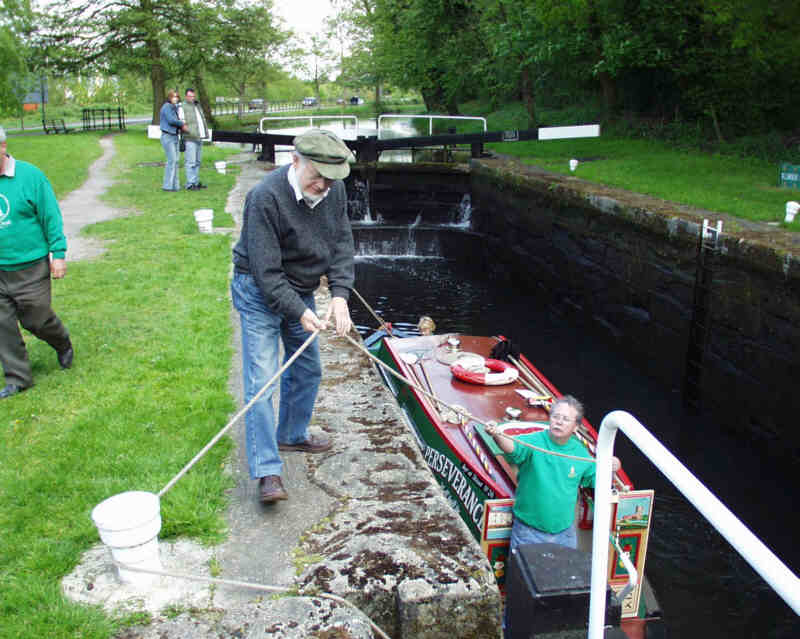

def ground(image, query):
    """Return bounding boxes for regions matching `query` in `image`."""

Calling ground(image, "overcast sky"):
[272,0,334,38]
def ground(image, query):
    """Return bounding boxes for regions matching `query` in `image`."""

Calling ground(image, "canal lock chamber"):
[345,159,800,464]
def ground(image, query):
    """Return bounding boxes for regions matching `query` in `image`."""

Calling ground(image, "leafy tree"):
[37,0,187,123]
[302,33,336,100]
[36,0,288,125]
[368,0,485,113]
[0,0,32,116]
[692,0,800,132]
[185,0,288,120]
[329,0,385,107]
[476,0,558,127]
[473,0,800,134]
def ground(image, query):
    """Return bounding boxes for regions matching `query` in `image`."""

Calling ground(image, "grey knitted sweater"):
[232,164,354,320]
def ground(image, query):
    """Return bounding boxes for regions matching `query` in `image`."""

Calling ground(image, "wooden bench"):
[43,119,70,134]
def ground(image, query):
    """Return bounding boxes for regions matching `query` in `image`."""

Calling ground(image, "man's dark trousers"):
[0,258,70,388]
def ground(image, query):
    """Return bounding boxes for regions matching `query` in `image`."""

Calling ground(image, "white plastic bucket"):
[91,491,162,585]
[785,201,799,223]
[193,208,214,233]
[214,160,226,174]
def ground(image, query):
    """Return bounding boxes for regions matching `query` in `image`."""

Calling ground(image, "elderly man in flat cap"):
[231,128,355,503]
[0,126,74,400]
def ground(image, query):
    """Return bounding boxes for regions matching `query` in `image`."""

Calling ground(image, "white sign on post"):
[538,124,600,140]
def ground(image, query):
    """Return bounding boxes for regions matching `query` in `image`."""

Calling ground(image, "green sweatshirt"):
[0,156,66,270]
[506,429,596,533]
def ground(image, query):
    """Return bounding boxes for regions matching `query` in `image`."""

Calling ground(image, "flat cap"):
[294,128,354,180]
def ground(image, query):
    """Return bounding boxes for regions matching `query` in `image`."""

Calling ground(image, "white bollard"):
[785,201,799,223]
[91,491,162,586]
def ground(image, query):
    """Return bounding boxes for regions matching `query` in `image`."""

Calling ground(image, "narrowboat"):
[365,328,662,636]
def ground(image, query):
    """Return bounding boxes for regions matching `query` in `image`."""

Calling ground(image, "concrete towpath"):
[61,143,502,638]
[60,135,128,262]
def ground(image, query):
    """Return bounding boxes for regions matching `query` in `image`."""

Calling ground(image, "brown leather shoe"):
[278,433,333,453]
[259,475,288,503]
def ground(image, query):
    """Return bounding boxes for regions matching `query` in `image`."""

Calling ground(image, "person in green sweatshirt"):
[0,126,73,399]
[486,395,620,550]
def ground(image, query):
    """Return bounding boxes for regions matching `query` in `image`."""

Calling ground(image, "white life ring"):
[451,357,519,386]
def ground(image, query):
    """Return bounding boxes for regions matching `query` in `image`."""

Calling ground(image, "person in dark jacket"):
[231,129,355,503]
[159,91,186,191]
[0,126,73,399]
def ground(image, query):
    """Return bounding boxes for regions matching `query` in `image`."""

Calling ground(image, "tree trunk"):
[149,60,166,124]
[192,73,215,128]
[422,75,458,114]
[598,71,617,115]
[421,86,447,113]
[446,96,460,116]
[586,0,617,116]
[708,104,725,144]
[520,65,537,129]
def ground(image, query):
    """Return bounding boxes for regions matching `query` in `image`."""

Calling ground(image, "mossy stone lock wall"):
[468,160,800,457]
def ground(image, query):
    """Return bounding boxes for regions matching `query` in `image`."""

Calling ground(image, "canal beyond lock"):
[350,255,798,639]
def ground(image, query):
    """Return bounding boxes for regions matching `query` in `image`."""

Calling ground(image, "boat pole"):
[508,354,552,399]
[351,287,393,335]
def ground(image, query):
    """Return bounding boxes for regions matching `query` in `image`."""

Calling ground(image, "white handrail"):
[377,114,487,139]
[258,115,359,135]
[588,410,800,639]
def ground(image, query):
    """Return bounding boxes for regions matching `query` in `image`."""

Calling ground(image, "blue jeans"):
[184,139,202,187]
[231,272,322,479]
[509,516,577,551]
[160,132,179,190]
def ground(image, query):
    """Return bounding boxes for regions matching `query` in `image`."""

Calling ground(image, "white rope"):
[112,561,392,639]
[158,329,321,498]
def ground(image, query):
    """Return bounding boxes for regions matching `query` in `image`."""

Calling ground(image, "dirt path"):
[60,135,128,261]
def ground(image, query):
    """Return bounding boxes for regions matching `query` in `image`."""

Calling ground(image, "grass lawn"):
[469,101,800,229]
[0,131,243,638]
[488,136,796,226]
[4,131,106,197]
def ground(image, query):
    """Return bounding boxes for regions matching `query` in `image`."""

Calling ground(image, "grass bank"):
[0,131,242,638]
[468,100,800,228]
[3,131,106,197]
